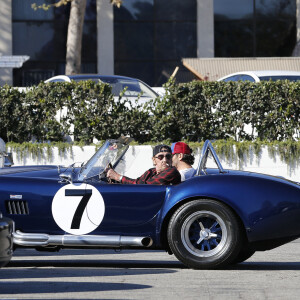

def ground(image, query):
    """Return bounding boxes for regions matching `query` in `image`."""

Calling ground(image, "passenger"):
[171,142,196,181]
[107,144,181,185]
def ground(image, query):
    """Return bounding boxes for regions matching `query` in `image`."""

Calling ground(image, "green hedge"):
[150,80,299,142]
[0,80,299,143]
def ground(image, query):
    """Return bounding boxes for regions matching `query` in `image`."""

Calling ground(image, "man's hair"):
[181,153,195,166]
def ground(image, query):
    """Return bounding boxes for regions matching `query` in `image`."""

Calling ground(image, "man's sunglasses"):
[155,153,172,160]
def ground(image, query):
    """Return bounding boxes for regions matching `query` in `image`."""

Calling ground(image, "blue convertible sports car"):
[0,138,299,269]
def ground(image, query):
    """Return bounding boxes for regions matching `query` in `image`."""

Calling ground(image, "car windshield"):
[259,75,300,82]
[78,138,132,180]
[72,77,158,98]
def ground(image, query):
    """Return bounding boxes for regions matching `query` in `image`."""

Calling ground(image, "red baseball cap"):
[172,142,191,155]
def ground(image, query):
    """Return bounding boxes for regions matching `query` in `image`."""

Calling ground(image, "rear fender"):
[157,175,300,245]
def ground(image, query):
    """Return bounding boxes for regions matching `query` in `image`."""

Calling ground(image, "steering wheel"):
[98,162,111,181]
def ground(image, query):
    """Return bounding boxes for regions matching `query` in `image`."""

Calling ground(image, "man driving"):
[107,144,181,185]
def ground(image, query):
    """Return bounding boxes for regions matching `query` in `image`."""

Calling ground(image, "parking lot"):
[0,239,299,299]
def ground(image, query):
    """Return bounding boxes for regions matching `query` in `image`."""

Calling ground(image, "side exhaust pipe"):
[13,231,153,248]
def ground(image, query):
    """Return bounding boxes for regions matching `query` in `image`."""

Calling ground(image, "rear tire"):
[167,199,242,269]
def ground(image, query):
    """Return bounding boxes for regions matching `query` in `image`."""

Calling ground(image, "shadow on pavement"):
[5,258,300,271]
[228,261,300,271]
[5,259,185,270]
[0,281,151,295]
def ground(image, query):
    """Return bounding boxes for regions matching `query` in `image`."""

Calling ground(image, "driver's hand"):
[104,165,111,173]
[107,169,122,182]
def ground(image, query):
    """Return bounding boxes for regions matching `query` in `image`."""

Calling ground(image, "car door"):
[91,183,167,234]
[49,182,168,236]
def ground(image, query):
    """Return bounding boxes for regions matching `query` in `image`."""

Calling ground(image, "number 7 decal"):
[52,184,105,235]
[65,189,92,229]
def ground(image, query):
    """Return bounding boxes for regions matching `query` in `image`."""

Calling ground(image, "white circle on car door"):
[52,183,105,235]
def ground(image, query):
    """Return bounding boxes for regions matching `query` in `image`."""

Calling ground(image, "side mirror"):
[4,153,14,167]
[0,152,14,168]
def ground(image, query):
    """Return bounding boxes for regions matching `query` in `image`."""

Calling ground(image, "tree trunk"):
[292,0,300,56]
[65,0,87,74]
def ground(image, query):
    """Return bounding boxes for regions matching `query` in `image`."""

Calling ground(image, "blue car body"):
[0,139,299,268]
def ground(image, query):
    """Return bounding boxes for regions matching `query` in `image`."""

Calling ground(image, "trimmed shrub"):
[0,79,299,143]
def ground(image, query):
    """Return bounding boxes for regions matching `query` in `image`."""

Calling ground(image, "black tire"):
[167,199,242,269]
[230,248,255,264]
[0,216,13,268]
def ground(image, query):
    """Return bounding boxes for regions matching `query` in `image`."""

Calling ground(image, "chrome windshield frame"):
[77,140,112,181]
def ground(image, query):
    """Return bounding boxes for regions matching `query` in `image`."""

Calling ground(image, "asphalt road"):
[0,239,299,299]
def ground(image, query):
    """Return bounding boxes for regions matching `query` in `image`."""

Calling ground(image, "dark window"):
[13,0,56,21]
[115,61,155,86]
[259,75,300,82]
[48,78,66,82]
[214,0,296,57]
[114,22,154,60]
[21,69,55,86]
[155,22,197,60]
[13,22,66,61]
[239,75,255,82]
[12,0,97,86]
[115,0,154,21]
[155,0,197,21]
[223,74,255,82]
[114,0,197,86]
[223,75,240,81]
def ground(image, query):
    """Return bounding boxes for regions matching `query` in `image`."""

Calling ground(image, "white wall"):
[7,145,300,182]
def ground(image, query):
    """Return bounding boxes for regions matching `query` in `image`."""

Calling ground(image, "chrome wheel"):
[167,199,242,269]
[181,211,227,257]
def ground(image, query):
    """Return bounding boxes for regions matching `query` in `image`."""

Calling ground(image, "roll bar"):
[196,140,226,175]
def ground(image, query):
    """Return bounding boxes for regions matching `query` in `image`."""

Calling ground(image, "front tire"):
[167,199,242,269]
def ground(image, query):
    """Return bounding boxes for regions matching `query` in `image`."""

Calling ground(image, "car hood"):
[0,165,61,180]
